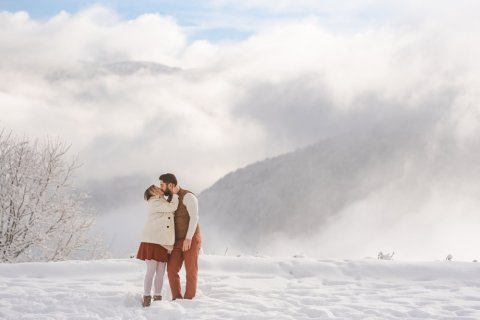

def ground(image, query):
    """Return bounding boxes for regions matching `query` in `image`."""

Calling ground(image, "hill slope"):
[198,119,480,258]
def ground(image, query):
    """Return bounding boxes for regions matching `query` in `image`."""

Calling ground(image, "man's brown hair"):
[159,173,177,185]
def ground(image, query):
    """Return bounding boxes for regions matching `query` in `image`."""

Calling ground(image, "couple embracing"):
[136,173,202,307]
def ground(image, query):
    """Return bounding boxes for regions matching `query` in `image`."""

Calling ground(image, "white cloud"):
[0,6,186,70]
[1,2,479,197]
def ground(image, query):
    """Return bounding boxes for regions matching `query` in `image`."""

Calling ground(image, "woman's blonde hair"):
[144,185,158,201]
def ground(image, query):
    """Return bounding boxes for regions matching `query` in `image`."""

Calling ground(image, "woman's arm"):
[154,194,179,212]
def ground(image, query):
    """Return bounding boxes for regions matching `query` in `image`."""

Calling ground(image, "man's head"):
[159,173,178,196]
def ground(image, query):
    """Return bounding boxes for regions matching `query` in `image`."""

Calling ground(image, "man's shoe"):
[142,295,152,307]
[153,295,162,301]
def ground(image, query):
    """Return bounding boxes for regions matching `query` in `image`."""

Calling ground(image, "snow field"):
[1,255,480,319]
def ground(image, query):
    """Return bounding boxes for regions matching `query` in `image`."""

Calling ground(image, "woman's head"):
[144,185,163,201]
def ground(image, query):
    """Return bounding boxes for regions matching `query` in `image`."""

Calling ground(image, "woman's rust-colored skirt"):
[136,242,168,262]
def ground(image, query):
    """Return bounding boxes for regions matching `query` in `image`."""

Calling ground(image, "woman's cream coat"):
[140,194,178,252]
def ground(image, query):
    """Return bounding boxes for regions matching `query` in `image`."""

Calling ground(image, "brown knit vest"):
[175,188,200,240]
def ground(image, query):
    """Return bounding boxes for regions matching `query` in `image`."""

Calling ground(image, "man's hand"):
[182,239,192,252]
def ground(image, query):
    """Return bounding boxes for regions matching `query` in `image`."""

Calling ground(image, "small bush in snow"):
[446,254,453,261]
[378,251,395,260]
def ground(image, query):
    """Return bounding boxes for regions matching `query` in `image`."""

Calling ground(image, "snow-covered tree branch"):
[0,129,107,262]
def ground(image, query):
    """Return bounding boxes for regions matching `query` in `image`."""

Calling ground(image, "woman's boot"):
[142,295,152,307]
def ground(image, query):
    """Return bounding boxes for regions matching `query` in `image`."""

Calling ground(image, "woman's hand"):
[173,185,180,194]
[169,184,180,194]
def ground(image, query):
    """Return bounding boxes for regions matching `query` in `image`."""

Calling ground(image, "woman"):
[136,184,179,307]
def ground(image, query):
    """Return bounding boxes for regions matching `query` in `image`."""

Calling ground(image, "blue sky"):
[0,0,395,41]
[0,0,204,19]
[0,0,255,40]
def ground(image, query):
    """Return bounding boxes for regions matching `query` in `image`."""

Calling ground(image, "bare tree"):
[0,129,108,262]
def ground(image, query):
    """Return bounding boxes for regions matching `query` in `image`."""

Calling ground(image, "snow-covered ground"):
[1,255,480,319]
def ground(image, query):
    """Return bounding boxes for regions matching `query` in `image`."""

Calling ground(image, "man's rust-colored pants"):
[167,232,202,300]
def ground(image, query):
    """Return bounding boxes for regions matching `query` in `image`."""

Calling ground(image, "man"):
[159,173,201,300]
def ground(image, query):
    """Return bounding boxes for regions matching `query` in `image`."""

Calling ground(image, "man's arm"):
[184,193,199,240]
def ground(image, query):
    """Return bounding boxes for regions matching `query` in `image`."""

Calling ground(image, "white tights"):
[143,259,166,296]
